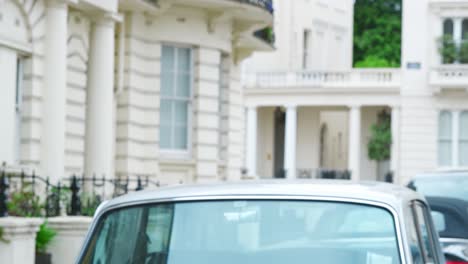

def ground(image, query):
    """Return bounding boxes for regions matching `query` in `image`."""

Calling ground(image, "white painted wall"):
[257,107,275,178]
[320,111,348,170]
[400,0,438,184]
[296,107,320,170]
[0,47,18,166]
[243,0,354,73]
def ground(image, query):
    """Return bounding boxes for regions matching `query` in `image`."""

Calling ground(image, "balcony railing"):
[430,65,468,89]
[143,0,273,14]
[244,69,401,89]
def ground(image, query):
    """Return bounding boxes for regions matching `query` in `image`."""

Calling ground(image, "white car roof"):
[99,180,423,213]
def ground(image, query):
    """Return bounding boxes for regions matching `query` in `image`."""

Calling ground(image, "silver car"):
[76,181,445,264]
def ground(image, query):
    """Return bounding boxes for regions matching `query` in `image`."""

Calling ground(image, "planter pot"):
[36,252,52,264]
[377,160,390,182]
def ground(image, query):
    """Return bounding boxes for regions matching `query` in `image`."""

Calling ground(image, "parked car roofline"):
[77,193,411,264]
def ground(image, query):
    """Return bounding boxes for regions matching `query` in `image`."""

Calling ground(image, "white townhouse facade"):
[244,0,468,185]
[0,0,274,185]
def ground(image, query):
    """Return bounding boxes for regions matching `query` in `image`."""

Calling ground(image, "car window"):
[412,202,438,264]
[430,211,446,233]
[411,175,468,201]
[80,200,402,264]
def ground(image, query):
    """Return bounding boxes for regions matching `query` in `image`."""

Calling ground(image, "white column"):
[348,106,361,181]
[85,15,116,178]
[42,0,67,182]
[284,105,297,179]
[454,18,463,44]
[391,106,401,182]
[246,106,258,177]
[452,111,460,167]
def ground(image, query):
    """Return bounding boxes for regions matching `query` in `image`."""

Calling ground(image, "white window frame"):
[438,109,468,169]
[159,44,194,159]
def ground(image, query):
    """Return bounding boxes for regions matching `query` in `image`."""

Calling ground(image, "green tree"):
[354,0,402,68]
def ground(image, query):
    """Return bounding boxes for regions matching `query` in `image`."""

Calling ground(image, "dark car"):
[426,197,468,264]
[407,171,468,202]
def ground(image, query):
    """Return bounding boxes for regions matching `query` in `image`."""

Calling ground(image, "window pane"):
[161,72,174,97]
[160,100,172,125]
[431,211,446,233]
[174,125,188,149]
[460,112,468,140]
[438,141,452,167]
[162,46,175,73]
[444,19,454,36]
[439,111,453,166]
[160,124,172,149]
[439,111,452,139]
[460,112,468,166]
[460,142,468,166]
[177,48,191,72]
[174,101,188,125]
[463,19,468,40]
[176,73,191,98]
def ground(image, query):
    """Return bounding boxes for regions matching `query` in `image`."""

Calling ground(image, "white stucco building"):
[0,0,273,185]
[244,0,468,184]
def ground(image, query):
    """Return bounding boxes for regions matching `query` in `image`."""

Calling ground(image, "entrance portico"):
[244,69,401,181]
[247,104,400,181]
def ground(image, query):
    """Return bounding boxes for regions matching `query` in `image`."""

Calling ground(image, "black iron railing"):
[0,170,160,218]
[235,0,274,13]
[144,0,274,14]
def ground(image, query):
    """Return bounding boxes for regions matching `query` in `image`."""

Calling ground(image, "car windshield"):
[411,174,468,201]
[80,200,401,264]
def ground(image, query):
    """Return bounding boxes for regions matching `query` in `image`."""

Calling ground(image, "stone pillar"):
[0,217,42,264]
[391,106,401,182]
[47,216,93,264]
[85,15,116,179]
[284,105,297,179]
[246,106,258,178]
[42,0,68,182]
[348,105,361,181]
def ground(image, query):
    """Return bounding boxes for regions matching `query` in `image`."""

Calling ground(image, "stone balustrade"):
[244,69,401,89]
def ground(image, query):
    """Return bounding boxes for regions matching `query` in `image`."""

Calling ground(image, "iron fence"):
[0,170,160,218]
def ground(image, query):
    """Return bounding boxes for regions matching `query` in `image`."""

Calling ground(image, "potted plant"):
[35,222,56,264]
[460,35,468,64]
[367,111,392,181]
[439,34,457,64]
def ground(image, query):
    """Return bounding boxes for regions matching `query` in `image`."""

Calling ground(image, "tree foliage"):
[354,0,402,67]
[368,111,392,161]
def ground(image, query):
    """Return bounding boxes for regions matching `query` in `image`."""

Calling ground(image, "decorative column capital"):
[90,12,122,27]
